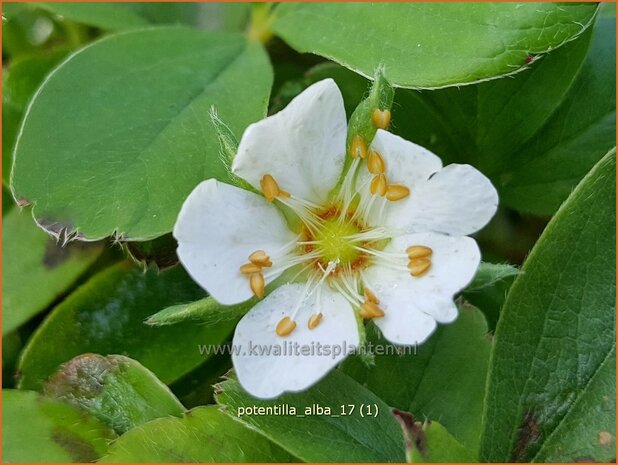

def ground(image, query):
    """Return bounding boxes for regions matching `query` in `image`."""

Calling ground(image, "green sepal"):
[352,310,372,368]
[345,66,394,158]
[209,107,257,193]
[146,296,256,327]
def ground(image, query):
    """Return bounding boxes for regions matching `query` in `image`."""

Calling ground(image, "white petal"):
[232,282,359,399]
[173,179,296,305]
[386,163,499,236]
[232,79,347,204]
[364,233,481,345]
[357,129,442,227]
[372,129,443,187]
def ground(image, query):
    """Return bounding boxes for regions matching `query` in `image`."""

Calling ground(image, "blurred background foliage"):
[2,0,613,387]
[1,2,615,463]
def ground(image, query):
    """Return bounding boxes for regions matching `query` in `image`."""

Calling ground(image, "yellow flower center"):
[314,216,362,265]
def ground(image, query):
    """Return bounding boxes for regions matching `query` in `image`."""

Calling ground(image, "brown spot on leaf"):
[393,409,427,458]
[51,429,99,462]
[16,198,31,207]
[511,411,541,461]
[44,354,115,400]
[37,218,75,236]
[598,431,613,446]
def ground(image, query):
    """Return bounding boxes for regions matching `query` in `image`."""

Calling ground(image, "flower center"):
[314,216,361,265]
[249,166,419,337]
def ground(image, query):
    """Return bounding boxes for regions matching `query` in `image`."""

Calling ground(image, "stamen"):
[240,263,262,275]
[350,134,367,159]
[372,109,391,130]
[385,184,410,201]
[345,227,391,242]
[249,272,265,297]
[348,176,376,224]
[289,260,337,323]
[284,261,316,283]
[376,196,388,224]
[278,196,324,235]
[260,174,290,202]
[315,282,323,320]
[359,308,372,319]
[263,253,320,281]
[354,245,409,273]
[308,312,323,330]
[331,279,363,306]
[290,195,322,210]
[249,250,272,267]
[408,258,431,277]
[337,158,362,214]
[370,174,387,197]
[364,288,380,304]
[353,245,403,259]
[339,269,363,303]
[359,301,385,319]
[406,245,432,259]
[367,150,386,175]
[276,316,296,337]
[262,250,321,280]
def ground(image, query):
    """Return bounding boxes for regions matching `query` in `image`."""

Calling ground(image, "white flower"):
[173,79,498,399]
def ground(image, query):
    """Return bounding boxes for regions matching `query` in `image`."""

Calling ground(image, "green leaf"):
[17,262,234,390]
[216,370,406,462]
[32,3,201,31]
[2,207,103,335]
[393,15,615,215]
[146,295,254,327]
[480,149,616,462]
[2,389,115,462]
[343,305,490,455]
[393,411,475,463]
[414,422,476,463]
[33,3,148,30]
[11,27,272,241]
[500,15,616,214]
[128,3,201,27]
[466,262,520,292]
[198,3,251,33]
[3,50,68,184]
[273,3,598,88]
[44,354,185,434]
[600,2,616,17]
[103,405,294,462]
[534,352,616,462]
